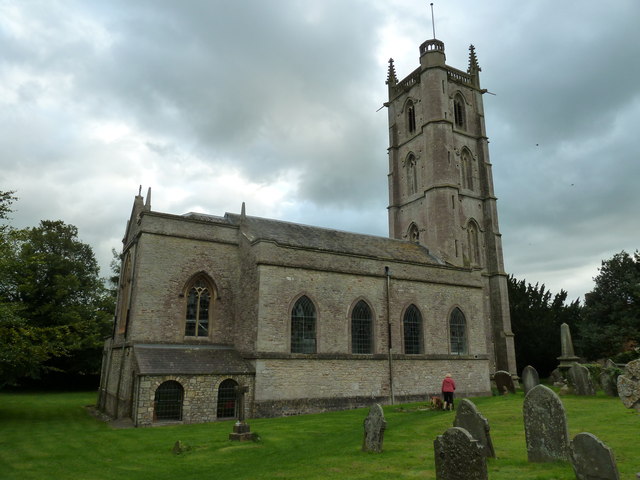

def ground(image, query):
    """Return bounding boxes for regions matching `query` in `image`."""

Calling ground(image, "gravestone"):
[600,359,619,397]
[557,322,580,368]
[494,370,515,394]
[570,432,620,480]
[521,365,540,395]
[362,404,386,453]
[523,384,570,462]
[567,363,596,395]
[434,427,487,480]
[453,399,495,458]
[549,368,565,386]
[617,358,640,412]
[229,385,257,441]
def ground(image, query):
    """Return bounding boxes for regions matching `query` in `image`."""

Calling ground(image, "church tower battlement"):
[386,37,516,373]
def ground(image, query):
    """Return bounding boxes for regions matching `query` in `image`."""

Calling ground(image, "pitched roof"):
[224,213,444,265]
[133,344,254,375]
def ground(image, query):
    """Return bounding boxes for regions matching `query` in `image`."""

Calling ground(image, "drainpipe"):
[385,266,395,405]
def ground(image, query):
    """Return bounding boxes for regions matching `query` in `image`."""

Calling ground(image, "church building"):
[98,34,516,426]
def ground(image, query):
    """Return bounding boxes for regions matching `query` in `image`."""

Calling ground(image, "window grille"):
[154,381,183,421]
[351,300,372,354]
[403,304,423,354]
[450,308,467,355]
[291,296,316,353]
[217,379,238,418]
[185,278,210,336]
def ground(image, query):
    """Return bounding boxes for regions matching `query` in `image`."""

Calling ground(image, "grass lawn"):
[0,390,638,479]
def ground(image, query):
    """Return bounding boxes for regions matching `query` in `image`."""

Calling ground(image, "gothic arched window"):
[185,275,214,337]
[461,149,473,191]
[403,304,423,354]
[408,223,420,243]
[450,307,467,355]
[467,220,481,267]
[351,300,372,354]
[407,100,416,133]
[217,379,238,418]
[454,94,466,129]
[154,380,184,421]
[291,295,316,353]
[406,154,418,196]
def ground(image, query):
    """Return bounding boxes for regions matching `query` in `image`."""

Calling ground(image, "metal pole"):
[430,3,436,39]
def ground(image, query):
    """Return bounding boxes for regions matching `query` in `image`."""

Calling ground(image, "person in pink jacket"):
[441,373,456,410]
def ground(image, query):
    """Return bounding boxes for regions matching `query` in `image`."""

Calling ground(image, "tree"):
[508,275,582,377]
[579,251,640,361]
[0,212,114,386]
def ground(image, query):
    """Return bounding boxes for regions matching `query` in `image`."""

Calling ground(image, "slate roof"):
[218,212,445,265]
[133,344,255,375]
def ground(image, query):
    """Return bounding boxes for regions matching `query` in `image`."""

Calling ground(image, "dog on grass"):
[430,396,444,410]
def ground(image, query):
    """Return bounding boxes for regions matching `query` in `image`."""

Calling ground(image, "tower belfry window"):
[454,94,465,129]
[407,101,416,133]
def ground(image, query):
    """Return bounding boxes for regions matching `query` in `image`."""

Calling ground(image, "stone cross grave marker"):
[229,385,256,441]
[453,398,495,458]
[521,365,540,395]
[557,322,580,368]
[494,370,515,394]
[434,427,488,480]
[567,363,596,395]
[570,432,620,480]
[617,358,640,412]
[362,403,386,453]
[523,384,570,462]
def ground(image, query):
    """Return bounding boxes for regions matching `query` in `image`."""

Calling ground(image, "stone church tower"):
[385,38,516,373]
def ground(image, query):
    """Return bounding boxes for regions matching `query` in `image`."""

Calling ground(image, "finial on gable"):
[144,187,151,210]
[468,44,481,73]
[468,44,481,87]
[241,201,246,219]
[138,185,142,196]
[386,58,398,86]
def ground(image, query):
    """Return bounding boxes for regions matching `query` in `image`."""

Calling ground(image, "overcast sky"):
[2,0,639,302]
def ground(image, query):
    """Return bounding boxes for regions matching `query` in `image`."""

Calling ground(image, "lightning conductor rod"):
[430,3,436,39]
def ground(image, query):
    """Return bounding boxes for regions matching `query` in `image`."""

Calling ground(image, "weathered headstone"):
[521,365,540,395]
[453,399,495,458]
[570,432,620,480]
[617,358,640,412]
[549,368,565,386]
[229,385,257,441]
[523,384,570,462]
[600,359,619,397]
[567,363,596,396]
[494,370,515,394]
[434,427,488,480]
[362,404,386,453]
[557,322,580,368]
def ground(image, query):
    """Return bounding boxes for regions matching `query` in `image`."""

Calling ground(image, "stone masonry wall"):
[135,374,254,426]
[256,263,487,357]
[253,357,490,417]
